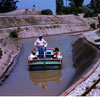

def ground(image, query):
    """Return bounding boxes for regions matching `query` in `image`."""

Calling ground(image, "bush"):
[0,0,19,13]
[25,8,29,14]
[10,30,18,38]
[84,12,98,18]
[84,12,92,18]
[90,23,96,29]
[41,9,53,15]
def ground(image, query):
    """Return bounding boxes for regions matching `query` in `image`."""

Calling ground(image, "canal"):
[0,34,77,96]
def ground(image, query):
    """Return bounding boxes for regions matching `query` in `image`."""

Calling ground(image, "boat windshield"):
[36,49,54,59]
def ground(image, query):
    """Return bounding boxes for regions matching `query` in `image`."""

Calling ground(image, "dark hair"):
[55,47,59,51]
[33,48,36,51]
[32,52,35,55]
[39,36,42,40]
[32,50,36,55]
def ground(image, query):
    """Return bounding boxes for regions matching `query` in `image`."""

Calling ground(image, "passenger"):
[28,50,38,60]
[53,48,62,59]
[34,34,48,59]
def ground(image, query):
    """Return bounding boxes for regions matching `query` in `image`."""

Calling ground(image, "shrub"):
[90,23,96,29]
[41,9,53,15]
[25,8,29,14]
[10,30,18,38]
[25,8,28,11]
[84,12,98,18]
[84,12,92,18]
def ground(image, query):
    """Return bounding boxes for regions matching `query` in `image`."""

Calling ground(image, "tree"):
[69,0,84,8]
[68,0,84,14]
[56,0,64,15]
[94,0,100,13]
[74,0,84,8]
[0,0,19,13]
[84,0,100,17]
[88,0,100,13]
[33,4,36,11]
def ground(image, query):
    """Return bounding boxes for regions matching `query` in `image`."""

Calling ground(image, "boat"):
[28,48,62,70]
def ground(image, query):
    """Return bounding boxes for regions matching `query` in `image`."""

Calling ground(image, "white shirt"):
[34,39,48,47]
[28,54,36,60]
[54,52,62,59]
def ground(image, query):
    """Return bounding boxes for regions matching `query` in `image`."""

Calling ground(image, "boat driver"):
[34,35,48,58]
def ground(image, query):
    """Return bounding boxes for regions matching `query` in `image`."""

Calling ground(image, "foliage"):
[56,0,64,15]
[57,0,100,16]
[62,0,85,15]
[10,30,18,38]
[25,8,29,14]
[84,12,98,18]
[41,9,53,15]
[69,0,84,8]
[0,0,19,13]
[90,23,96,29]
[89,0,100,13]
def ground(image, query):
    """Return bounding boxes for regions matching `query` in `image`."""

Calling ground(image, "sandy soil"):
[0,38,21,79]
[0,9,41,16]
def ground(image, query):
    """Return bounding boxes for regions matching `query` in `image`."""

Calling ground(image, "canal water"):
[0,34,77,96]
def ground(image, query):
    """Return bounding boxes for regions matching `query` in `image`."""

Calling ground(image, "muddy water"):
[0,34,77,96]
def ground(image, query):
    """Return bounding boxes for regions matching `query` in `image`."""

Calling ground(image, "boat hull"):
[28,59,62,70]
[29,65,61,71]
[28,48,62,70]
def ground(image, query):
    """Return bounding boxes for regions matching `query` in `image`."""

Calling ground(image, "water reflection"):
[29,70,62,90]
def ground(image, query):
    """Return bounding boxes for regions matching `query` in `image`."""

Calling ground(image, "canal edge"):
[60,35,100,96]
[60,60,100,96]
[0,44,22,85]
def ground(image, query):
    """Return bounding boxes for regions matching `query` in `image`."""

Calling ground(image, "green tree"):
[69,0,84,8]
[87,0,100,13]
[68,0,84,15]
[94,0,100,13]
[0,0,19,13]
[74,0,84,7]
[56,0,64,15]
[84,0,100,17]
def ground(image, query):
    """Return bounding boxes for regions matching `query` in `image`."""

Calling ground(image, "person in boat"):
[28,49,38,60]
[34,35,48,59]
[53,47,62,59]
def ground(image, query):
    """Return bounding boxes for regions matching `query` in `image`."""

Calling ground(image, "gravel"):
[68,64,100,96]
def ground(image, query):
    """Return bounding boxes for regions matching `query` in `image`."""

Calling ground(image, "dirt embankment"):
[0,38,21,84]
[0,15,98,38]
[0,9,41,16]
[0,15,97,28]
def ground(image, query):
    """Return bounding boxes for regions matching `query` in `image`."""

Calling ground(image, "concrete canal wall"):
[73,37,100,74]
[60,36,100,96]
